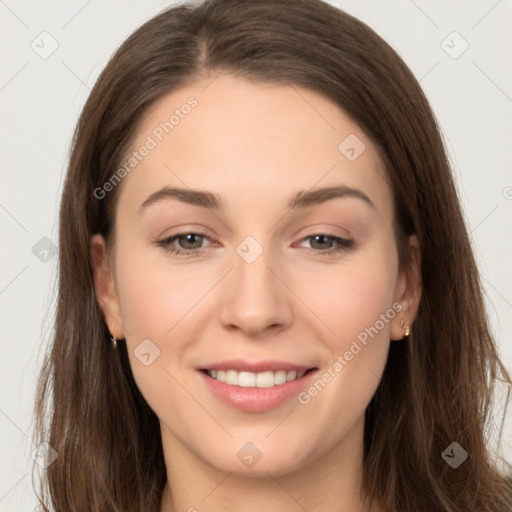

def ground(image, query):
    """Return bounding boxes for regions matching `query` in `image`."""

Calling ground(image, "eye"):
[298,234,354,254]
[157,232,213,255]
[156,232,353,257]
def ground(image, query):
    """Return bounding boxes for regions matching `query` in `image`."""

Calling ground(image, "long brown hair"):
[33,0,512,510]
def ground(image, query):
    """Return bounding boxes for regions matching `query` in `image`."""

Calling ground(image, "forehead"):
[116,74,392,218]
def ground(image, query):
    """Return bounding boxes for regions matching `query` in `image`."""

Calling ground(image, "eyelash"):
[156,232,354,257]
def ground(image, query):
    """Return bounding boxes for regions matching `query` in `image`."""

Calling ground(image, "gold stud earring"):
[400,319,410,338]
[110,323,118,349]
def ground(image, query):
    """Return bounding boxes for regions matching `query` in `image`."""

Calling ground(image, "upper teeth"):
[207,369,307,387]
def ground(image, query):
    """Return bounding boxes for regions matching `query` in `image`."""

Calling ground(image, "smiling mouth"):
[200,368,317,388]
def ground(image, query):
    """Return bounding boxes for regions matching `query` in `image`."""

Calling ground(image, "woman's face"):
[92,74,418,478]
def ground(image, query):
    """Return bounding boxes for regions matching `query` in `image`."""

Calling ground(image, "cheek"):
[113,246,201,388]
[295,247,398,407]
[306,254,399,344]
[114,249,201,422]
[115,247,208,340]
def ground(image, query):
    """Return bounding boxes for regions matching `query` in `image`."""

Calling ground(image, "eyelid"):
[155,223,215,239]
[293,222,352,239]
[297,232,350,244]
[295,233,354,251]
[157,231,216,250]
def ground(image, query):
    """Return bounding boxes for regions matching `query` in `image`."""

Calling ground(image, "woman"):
[33,0,512,510]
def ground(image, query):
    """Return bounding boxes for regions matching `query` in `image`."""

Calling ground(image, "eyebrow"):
[137,184,375,215]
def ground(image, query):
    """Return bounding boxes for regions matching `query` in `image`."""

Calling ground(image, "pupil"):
[181,234,202,249]
[313,235,331,249]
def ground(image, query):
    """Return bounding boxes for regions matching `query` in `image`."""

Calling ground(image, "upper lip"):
[198,359,317,373]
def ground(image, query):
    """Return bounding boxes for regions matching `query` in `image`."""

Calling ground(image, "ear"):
[90,233,125,340]
[390,234,422,341]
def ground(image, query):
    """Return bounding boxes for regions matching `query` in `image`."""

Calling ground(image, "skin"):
[91,74,421,512]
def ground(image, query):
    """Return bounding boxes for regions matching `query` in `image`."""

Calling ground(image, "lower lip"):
[197,369,318,412]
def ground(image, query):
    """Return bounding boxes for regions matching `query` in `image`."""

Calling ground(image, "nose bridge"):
[235,238,276,294]
[219,235,293,334]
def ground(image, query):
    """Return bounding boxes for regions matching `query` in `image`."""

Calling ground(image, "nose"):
[219,245,294,337]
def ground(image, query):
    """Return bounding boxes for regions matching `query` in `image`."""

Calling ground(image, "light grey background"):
[1,0,511,509]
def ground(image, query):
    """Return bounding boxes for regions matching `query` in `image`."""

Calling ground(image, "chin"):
[200,440,313,478]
